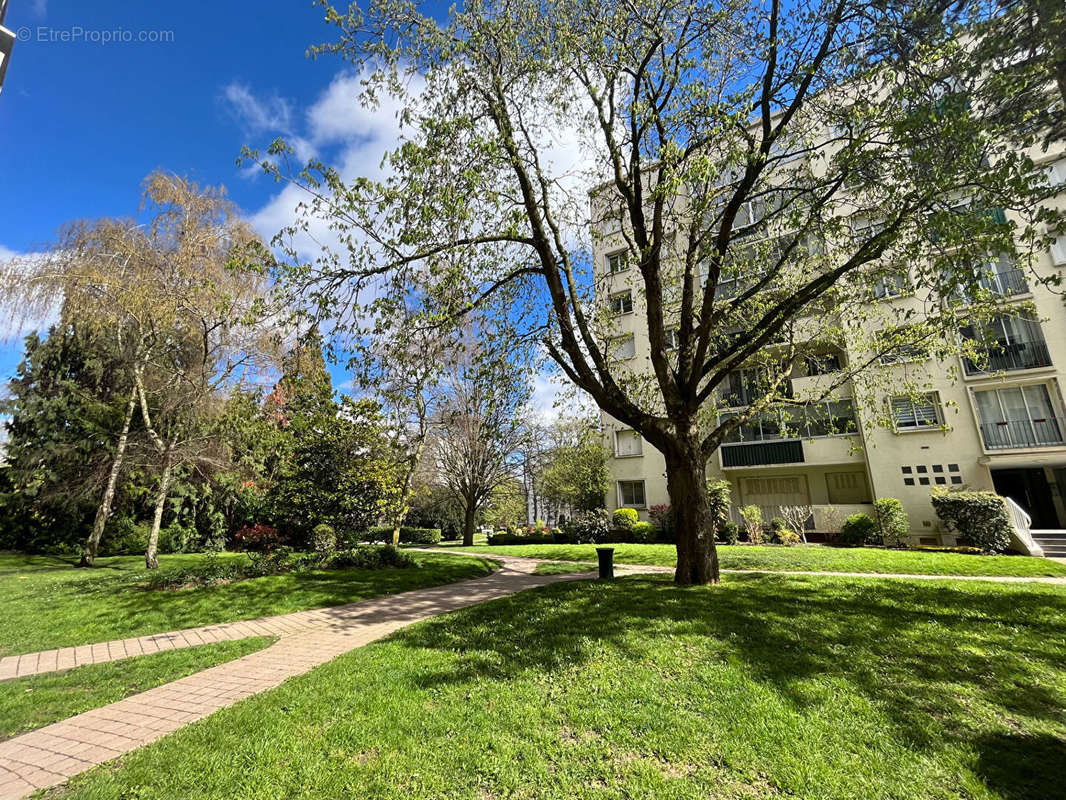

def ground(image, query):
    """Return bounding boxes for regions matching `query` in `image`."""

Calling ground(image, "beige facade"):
[597,150,1066,545]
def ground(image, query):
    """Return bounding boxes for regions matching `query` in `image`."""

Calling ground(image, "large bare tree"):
[255,0,1062,583]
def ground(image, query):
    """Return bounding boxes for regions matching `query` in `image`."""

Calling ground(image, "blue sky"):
[0,0,572,416]
[0,0,432,393]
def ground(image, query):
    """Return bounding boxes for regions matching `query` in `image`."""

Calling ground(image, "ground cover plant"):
[0,638,273,740]
[0,552,496,656]
[49,574,1066,799]
[446,543,1066,578]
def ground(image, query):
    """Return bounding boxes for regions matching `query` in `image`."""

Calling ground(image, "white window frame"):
[610,334,636,361]
[606,251,630,274]
[617,480,647,509]
[1052,236,1066,266]
[871,269,908,299]
[665,328,681,351]
[613,429,643,458]
[609,290,633,315]
[890,393,941,431]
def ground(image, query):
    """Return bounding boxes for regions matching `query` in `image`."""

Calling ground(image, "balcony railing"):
[964,341,1053,375]
[981,268,1029,296]
[979,418,1066,450]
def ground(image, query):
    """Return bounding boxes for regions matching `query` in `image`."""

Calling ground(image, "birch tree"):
[1,172,278,567]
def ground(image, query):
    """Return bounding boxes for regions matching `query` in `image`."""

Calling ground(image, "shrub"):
[718,520,740,545]
[573,509,612,544]
[738,505,763,545]
[100,517,148,556]
[613,507,639,531]
[707,480,732,527]
[312,524,338,556]
[837,513,877,546]
[552,528,578,544]
[930,489,1013,554]
[326,545,418,570]
[770,527,801,546]
[648,504,671,529]
[874,498,909,548]
[232,524,286,553]
[768,517,787,535]
[359,526,442,545]
[632,521,656,543]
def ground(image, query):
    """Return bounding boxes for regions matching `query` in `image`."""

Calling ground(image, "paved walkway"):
[0,555,621,799]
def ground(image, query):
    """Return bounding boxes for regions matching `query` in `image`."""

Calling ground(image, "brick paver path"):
[0,554,630,799]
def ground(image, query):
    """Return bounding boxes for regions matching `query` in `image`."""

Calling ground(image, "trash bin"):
[596,547,615,580]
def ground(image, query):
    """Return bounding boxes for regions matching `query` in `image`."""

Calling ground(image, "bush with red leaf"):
[232,524,288,553]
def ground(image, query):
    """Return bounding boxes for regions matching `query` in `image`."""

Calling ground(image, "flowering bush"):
[232,524,287,553]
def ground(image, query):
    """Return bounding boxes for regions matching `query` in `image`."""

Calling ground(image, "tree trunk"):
[462,500,477,547]
[80,384,138,567]
[664,441,720,585]
[145,447,174,570]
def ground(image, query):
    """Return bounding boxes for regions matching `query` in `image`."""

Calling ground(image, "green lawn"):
[445,542,1066,577]
[0,552,497,657]
[532,561,597,576]
[52,573,1066,799]
[0,638,273,740]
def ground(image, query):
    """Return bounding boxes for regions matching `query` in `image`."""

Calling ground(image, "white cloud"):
[244,70,422,263]
[221,82,315,165]
[31,0,47,18]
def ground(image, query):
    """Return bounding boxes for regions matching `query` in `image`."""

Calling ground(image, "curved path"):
[0,554,630,800]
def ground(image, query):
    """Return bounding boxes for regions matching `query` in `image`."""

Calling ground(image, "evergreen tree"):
[0,324,135,552]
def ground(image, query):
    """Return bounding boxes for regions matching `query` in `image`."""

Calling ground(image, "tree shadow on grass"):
[974,732,1066,800]
[389,572,1066,796]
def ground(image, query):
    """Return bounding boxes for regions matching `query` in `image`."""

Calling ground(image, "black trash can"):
[596,547,615,580]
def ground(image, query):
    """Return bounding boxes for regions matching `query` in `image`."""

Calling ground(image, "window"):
[606,251,629,274]
[1047,158,1066,187]
[877,327,928,365]
[872,270,908,299]
[610,334,635,361]
[617,480,646,508]
[665,328,681,351]
[609,291,633,315]
[720,399,857,443]
[891,394,940,430]
[974,385,1064,449]
[614,430,643,458]
[803,351,843,376]
[1052,236,1066,266]
[960,314,1051,374]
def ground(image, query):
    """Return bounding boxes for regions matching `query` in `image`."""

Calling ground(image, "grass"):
[444,542,1066,577]
[532,561,597,576]
[50,573,1066,799]
[0,551,497,657]
[0,638,273,740]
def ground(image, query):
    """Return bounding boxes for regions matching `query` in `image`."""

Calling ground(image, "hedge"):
[487,531,577,546]
[930,489,1013,553]
[355,526,442,545]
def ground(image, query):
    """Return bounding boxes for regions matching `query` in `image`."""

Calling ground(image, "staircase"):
[1031,530,1066,558]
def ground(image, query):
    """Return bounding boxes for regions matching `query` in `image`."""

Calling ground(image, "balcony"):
[979,418,1065,450]
[981,268,1029,296]
[722,440,804,467]
[963,341,1053,375]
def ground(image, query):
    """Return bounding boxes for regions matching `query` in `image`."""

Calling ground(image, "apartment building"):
[597,149,1066,550]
